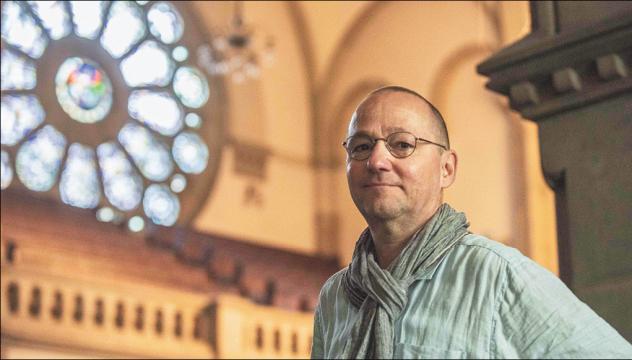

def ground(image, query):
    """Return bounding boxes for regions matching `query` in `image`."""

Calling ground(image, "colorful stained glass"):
[28,1,71,40]
[148,2,184,44]
[118,123,174,181]
[1,49,37,91]
[143,184,180,226]
[16,125,66,192]
[1,0,213,227]
[97,142,143,211]
[60,143,101,209]
[101,1,146,58]
[172,132,209,174]
[55,57,113,124]
[120,40,174,87]
[1,150,13,190]
[1,95,45,146]
[128,90,183,136]
[1,1,48,58]
[173,66,209,109]
[69,1,106,39]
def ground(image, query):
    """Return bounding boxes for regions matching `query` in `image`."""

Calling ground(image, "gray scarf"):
[341,203,469,358]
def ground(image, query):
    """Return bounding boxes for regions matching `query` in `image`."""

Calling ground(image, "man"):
[310,86,632,358]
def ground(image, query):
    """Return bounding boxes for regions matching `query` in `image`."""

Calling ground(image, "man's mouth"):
[363,183,398,188]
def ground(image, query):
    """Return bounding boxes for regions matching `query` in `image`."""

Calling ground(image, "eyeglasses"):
[342,131,447,160]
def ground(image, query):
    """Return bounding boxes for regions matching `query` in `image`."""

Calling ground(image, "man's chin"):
[360,203,403,221]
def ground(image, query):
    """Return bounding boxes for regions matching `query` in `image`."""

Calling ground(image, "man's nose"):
[366,140,393,172]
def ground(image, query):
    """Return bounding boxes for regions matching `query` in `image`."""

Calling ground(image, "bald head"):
[354,86,450,150]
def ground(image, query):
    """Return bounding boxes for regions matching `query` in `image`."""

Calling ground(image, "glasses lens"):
[387,132,416,158]
[346,135,373,160]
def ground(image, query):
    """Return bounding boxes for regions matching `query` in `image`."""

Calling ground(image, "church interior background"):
[0,1,574,358]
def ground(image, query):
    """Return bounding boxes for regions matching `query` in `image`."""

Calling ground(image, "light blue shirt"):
[312,234,632,358]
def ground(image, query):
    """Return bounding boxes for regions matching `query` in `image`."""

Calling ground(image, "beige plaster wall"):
[192,2,317,254]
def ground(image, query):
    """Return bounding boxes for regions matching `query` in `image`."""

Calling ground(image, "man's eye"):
[394,141,414,149]
[353,144,370,152]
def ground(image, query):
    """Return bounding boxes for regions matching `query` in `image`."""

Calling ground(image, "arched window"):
[1,1,223,230]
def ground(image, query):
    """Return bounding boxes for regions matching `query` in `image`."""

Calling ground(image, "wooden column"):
[477,1,632,340]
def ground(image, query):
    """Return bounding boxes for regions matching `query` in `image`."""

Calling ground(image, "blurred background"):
[2,1,629,358]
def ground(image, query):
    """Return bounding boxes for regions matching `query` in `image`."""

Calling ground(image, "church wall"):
[190,2,318,255]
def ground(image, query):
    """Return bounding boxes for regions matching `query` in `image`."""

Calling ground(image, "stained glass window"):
[1,1,48,58]
[173,66,210,109]
[69,1,106,39]
[1,1,215,228]
[170,173,187,193]
[184,113,202,128]
[1,49,37,91]
[148,2,184,45]
[128,90,183,136]
[172,132,209,174]
[16,125,67,192]
[100,1,146,58]
[143,184,180,226]
[172,46,189,62]
[55,57,113,124]
[60,143,101,209]
[97,142,143,212]
[120,41,175,87]
[118,123,174,182]
[28,1,71,40]
[1,95,45,146]
[1,150,13,190]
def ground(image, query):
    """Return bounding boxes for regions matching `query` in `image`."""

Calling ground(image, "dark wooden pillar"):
[477,1,632,340]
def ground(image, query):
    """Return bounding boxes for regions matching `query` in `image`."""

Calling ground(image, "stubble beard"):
[354,192,408,223]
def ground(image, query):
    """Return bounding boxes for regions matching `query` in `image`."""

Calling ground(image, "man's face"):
[346,91,453,224]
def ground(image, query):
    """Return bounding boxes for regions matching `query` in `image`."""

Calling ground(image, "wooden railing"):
[212,293,314,359]
[1,263,215,358]
[1,236,315,359]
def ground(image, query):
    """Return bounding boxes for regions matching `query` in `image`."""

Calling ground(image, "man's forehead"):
[349,92,435,134]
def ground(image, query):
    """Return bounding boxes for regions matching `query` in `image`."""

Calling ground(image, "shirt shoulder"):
[455,236,632,358]
[457,233,530,265]
[317,267,348,307]
[432,233,533,284]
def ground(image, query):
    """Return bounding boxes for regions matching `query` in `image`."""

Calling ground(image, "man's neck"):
[367,205,441,269]
[366,221,420,269]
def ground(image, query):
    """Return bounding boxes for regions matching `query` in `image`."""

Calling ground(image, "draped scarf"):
[341,203,470,358]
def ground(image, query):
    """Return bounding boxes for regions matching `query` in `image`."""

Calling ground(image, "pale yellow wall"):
[297,1,372,86]
[441,56,518,245]
[192,2,317,254]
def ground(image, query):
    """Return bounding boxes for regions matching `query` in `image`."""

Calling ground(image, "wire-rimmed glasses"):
[342,131,447,160]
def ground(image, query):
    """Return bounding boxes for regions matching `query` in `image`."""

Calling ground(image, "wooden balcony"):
[1,189,337,358]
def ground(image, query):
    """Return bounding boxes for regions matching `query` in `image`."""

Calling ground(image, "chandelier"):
[197,1,275,83]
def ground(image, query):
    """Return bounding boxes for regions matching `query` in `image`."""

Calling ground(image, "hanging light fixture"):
[197,1,275,83]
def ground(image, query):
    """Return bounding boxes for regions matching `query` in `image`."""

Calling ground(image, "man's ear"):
[440,149,457,189]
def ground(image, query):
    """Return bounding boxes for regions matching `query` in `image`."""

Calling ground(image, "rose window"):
[1,1,223,230]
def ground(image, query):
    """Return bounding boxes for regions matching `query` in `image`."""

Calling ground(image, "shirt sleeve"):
[311,303,325,359]
[492,258,632,358]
